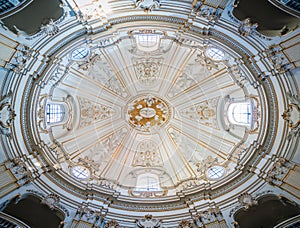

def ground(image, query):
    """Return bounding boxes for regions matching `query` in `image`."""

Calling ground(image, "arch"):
[2,194,64,228]
[234,194,300,228]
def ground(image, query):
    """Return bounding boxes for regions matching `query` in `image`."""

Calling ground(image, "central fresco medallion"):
[126,95,171,132]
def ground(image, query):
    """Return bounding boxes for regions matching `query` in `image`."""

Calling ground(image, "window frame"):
[70,46,90,61]
[46,103,65,124]
[205,46,226,61]
[71,165,91,180]
[206,165,226,180]
[227,101,253,127]
[135,173,160,192]
[134,33,161,52]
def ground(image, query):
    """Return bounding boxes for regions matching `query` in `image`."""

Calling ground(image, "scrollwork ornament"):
[75,206,103,226]
[135,214,162,228]
[193,206,224,226]
[238,18,258,36]
[194,2,221,22]
[41,193,60,210]
[266,158,293,185]
[238,193,258,209]
[0,92,16,137]
[135,0,161,12]
[178,219,194,228]
[105,219,120,228]
[41,19,59,36]
[282,92,300,139]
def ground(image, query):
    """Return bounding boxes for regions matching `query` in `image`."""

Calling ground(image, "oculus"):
[71,165,90,180]
[206,165,226,180]
[205,47,225,61]
[70,47,90,61]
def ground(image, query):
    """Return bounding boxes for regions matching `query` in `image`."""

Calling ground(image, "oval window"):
[71,165,90,179]
[206,165,225,180]
[71,47,90,60]
[205,47,225,61]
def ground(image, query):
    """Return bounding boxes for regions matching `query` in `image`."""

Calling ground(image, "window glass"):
[71,47,90,60]
[206,47,225,61]
[228,102,252,126]
[232,103,252,124]
[136,173,159,191]
[137,34,159,48]
[72,165,90,179]
[206,166,225,180]
[46,104,64,124]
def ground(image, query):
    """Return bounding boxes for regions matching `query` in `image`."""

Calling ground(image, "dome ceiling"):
[33,32,260,196]
[6,0,296,225]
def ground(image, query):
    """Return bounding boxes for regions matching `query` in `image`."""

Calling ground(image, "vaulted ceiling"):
[0,0,299,227]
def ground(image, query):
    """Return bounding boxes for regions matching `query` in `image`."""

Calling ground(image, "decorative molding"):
[195,52,219,71]
[238,193,258,210]
[85,55,128,97]
[104,219,120,228]
[78,97,114,128]
[129,189,168,198]
[178,219,194,228]
[0,92,16,137]
[9,45,32,73]
[6,158,33,186]
[133,57,162,86]
[41,19,59,36]
[193,2,222,22]
[282,93,300,139]
[196,156,219,175]
[229,190,273,217]
[227,64,248,88]
[74,205,103,226]
[266,45,294,74]
[77,54,100,71]
[193,206,225,227]
[132,140,163,167]
[135,0,161,12]
[180,97,220,129]
[135,214,162,228]
[41,193,60,210]
[266,158,294,186]
[238,18,258,36]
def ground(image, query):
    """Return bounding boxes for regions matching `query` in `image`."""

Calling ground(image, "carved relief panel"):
[133,57,162,86]
[132,140,163,167]
[180,97,220,129]
[78,97,114,128]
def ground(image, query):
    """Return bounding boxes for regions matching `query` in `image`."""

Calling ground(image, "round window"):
[205,47,225,61]
[71,47,90,60]
[206,165,225,180]
[71,165,90,179]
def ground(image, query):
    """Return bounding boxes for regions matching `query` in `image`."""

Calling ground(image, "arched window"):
[46,104,65,124]
[71,47,90,61]
[71,165,90,180]
[137,34,158,47]
[227,102,252,126]
[205,47,225,61]
[136,173,160,191]
[135,34,160,52]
